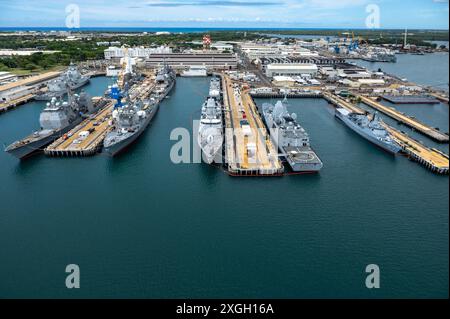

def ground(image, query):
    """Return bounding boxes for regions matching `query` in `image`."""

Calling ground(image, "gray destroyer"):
[103,66,176,156]
[198,77,223,164]
[35,63,90,101]
[5,91,98,159]
[262,99,323,173]
[335,108,402,154]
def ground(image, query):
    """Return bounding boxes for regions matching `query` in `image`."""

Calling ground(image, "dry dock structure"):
[222,74,283,176]
[45,98,115,157]
[359,95,449,143]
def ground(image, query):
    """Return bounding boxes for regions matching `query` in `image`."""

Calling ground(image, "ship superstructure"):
[35,63,90,100]
[262,99,323,172]
[103,65,176,156]
[5,90,96,159]
[198,77,224,164]
[335,108,402,154]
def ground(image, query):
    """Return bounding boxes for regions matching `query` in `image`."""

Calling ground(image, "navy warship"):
[5,90,98,159]
[35,63,90,101]
[208,76,221,100]
[335,108,402,154]
[103,65,176,156]
[198,97,223,164]
[198,77,223,164]
[262,99,323,173]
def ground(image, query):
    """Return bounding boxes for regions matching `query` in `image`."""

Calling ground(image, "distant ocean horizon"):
[0,27,449,33]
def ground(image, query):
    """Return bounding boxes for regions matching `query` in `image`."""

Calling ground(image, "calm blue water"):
[350,52,449,92]
[0,75,448,298]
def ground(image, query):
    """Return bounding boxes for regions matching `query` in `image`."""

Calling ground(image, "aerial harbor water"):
[0,67,448,298]
[350,52,449,92]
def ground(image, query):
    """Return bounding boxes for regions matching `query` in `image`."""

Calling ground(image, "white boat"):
[181,65,207,77]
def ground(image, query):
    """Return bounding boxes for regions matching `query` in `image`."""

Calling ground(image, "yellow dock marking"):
[47,102,114,153]
[223,74,282,174]
[359,95,449,142]
[385,125,449,170]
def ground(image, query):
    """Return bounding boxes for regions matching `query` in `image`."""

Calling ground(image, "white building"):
[240,42,315,60]
[266,63,318,78]
[357,79,385,86]
[104,46,172,60]
[211,42,234,52]
[0,72,18,85]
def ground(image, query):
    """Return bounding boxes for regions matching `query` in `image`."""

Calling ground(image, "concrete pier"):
[45,98,115,157]
[359,95,449,143]
[222,74,283,176]
[385,125,449,175]
[0,93,35,113]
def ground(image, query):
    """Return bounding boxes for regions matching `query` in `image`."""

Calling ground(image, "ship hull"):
[104,105,159,157]
[285,153,323,172]
[34,78,91,101]
[335,111,401,154]
[104,69,175,157]
[197,127,223,164]
[5,120,82,159]
[262,110,322,173]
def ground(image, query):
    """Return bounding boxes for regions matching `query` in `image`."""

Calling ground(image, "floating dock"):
[222,74,283,176]
[384,125,449,175]
[359,95,449,143]
[250,92,323,99]
[381,95,440,104]
[45,98,115,157]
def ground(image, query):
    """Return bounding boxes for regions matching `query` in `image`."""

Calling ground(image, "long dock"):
[222,74,283,176]
[429,92,449,104]
[250,92,323,99]
[45,98,115,157]
[359,95,449,143]
[0,71,63,114]
[0,71,61,93]
[384,125,449,174]
[322,91,449,174]
[323,91,365,114]
[0,93,35,113]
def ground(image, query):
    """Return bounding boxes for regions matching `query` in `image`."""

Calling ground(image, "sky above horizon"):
[0,0,448,29]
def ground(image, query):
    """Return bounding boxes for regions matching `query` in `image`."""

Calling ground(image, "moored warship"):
[262,99,323,173]
[5,90,98,159]
[335,108,402,154]
[35,63,90,101]
[198,77,223,164]
[103,65,176,156]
